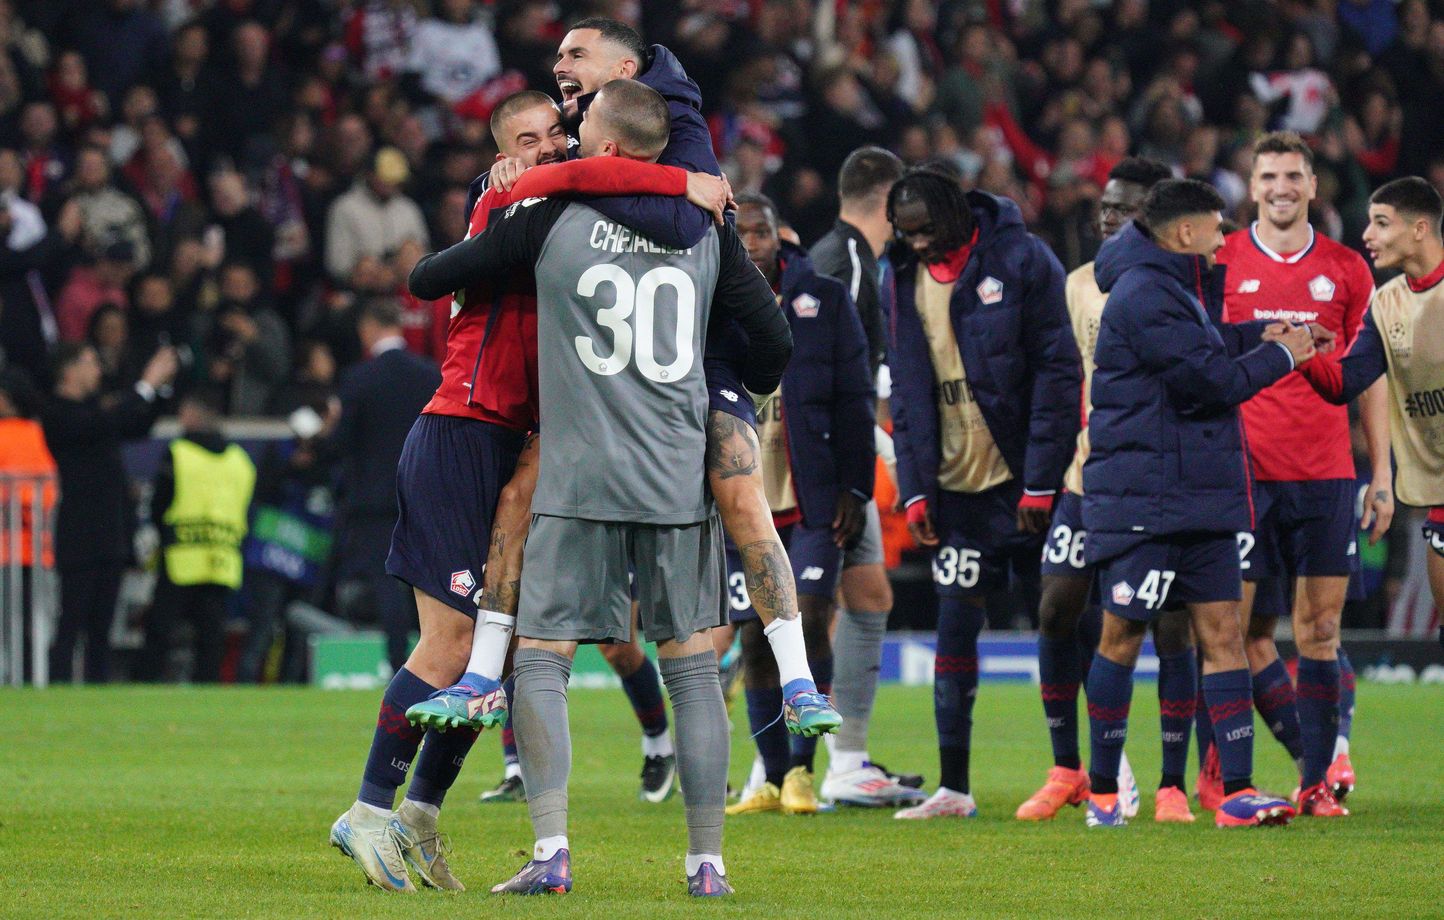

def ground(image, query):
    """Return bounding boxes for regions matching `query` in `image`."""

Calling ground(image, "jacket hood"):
[576,44,703,118]
[1094,220,1211,294]
[638,45,703,112]
[889,189,1026,273]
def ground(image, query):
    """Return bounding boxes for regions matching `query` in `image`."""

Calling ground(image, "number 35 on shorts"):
[932,545,982,588]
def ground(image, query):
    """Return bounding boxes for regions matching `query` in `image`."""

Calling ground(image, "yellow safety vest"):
[162,439,256,588]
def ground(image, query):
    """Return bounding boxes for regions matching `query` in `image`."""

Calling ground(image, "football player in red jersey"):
[1209,132,1391,817]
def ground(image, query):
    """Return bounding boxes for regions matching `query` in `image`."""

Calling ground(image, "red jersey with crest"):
[1218,223,1375,480]
[421,158,687,430]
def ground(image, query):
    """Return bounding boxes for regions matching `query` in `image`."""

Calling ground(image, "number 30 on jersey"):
[575,264,696,382]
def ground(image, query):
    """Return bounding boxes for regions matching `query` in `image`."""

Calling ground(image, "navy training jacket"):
[888,190,1081,506]
[771,242,876,527]
[1082,221,1294,542]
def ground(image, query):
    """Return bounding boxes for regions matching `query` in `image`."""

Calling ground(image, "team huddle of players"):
[324,16,1444,899]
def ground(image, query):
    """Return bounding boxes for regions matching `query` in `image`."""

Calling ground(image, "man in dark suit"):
[42,341,177,682]
[330,297,440,670]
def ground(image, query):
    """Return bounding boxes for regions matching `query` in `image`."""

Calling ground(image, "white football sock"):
[356,800,391,818]
[535,835,568,860]
[1334,736,1350,758]
[830,749,867,775]
[685,853,725,876]
[641,731,674,758]
[763,616,812,687]
[466,610,515,680]
[404,799,439,819]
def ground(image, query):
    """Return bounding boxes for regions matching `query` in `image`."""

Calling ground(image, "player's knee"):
[1151,611,1193,657]
[1036,596,1081,640]
[496,478,532,525]
[1295,612,1339,652]
[712,480,770,544]
[1245,610,1278,641]
[842,567,892,612]
[601,640,644,674]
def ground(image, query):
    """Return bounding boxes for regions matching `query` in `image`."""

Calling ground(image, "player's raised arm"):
[711,222,792,395]
[407,197,563,300]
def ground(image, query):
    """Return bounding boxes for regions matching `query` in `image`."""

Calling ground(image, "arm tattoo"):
[478,530,522,615]
[739,539,798,622]
[706,411,760,480]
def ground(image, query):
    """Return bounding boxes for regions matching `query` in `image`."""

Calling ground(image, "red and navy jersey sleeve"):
[1299,308,1389,405]
[408,197,565,301]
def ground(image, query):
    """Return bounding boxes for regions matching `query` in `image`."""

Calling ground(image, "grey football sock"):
[831,610,888,754]
[659,651,727,858]
[512,647,573,844]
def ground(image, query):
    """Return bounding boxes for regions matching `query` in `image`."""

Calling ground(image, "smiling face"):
[1251,151,1316,232]
[553,29,637,109]
[495,101,568,165]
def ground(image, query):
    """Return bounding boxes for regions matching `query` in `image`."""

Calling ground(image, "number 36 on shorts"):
[932,545,982,588]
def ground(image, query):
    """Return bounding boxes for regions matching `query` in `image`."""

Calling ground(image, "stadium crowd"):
[0,0,1438,683]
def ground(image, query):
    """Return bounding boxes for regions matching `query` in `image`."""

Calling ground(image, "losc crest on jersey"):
[1308,275,1336,301]
[791,293,819,318]
[977,276,1004,305]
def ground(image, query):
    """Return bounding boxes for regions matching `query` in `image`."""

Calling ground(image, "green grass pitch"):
[5,681,1440,919]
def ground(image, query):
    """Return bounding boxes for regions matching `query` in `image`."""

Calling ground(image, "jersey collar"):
[1407,256,1444,293]
[1249,221,1315,264]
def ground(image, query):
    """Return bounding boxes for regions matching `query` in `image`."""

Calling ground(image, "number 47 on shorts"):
[1111,568,1176,611]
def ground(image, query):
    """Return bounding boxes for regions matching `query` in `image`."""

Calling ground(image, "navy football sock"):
[1157,650,1196,790]
[1038,635,1083,770]
[1252,658,1304,764]
[1204,669,1255,791]
[500,675,518,764]
[407,725,480,807]
[358,667,434,809]
[1085,655,1134,795]
[620,656,669,738]
[745,686,789,788]
[1337,647,1355,742]
[1193,659,1214,771]
[789,655,832,771]
[1295,656,1340,789]
[934,597,983,794]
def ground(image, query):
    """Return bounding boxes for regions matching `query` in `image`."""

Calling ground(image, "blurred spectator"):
[407,0,501,104]
[346,0,419,82]
[152,19,211,148]
[125,271,192,381]
[324,145,427,281]
[327,296,438,671]
[72,0,169,107]
[56,240,135,343]
[42,341,176,683]
[108,84,160,166]
[204,20,289,169]
[198,260,290,415]
[65,146,150,267]
[19,100,68,206]
[0,172,73,383]
[139,388,256,682]
[86,302,130,394]
[48,50,108,137]
[205,168,274,280]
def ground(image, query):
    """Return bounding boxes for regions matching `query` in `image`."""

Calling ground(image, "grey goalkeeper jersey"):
[407,192,789,525]
[533,202,719,523]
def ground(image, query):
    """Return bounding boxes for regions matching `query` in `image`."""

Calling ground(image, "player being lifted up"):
[411,78,791,897]
[1081,179,1315,829]
[424,16,840,742]
[328,90,729,894]
[886,168,1082,819]
[1016,157,1199,824]
[1206,132,1388,818]
[721,193,880,818]
[1299,177,1444,648]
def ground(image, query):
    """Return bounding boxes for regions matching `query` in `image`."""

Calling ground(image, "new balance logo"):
[719,388,739,403]
[800,566,825,581]
[1238,279,1260,293]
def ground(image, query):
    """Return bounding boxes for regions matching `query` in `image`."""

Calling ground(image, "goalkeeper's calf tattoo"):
[740,539,797,621]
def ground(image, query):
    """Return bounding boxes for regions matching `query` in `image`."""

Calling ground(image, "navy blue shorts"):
[1424,508,1444,559]
[1094,532,1241,622]
[725,521,842,621]
[931,485,1043,598]
[1243,479,1358,581]
[1249,575,1291,619]
[705,359,757,428]
[386,414,525,617]
[1040,492,1089,578]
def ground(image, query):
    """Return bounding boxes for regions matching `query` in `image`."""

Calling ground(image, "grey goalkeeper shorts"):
[518,513,727,645]
[843,500,885,569]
